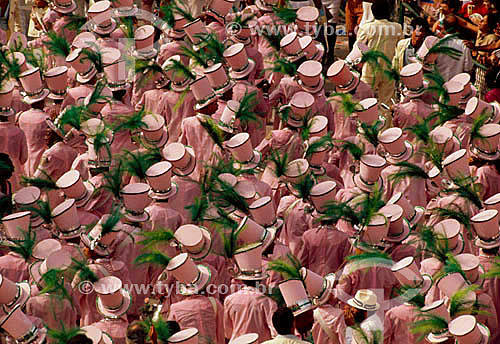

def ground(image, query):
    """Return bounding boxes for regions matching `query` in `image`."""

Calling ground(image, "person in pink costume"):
[473,160,500,200]
[26,293,77,330]
[84,169,114,218]
[53,14,77,45]
[93,317,129,344]
[0,111,28,192]
[263,241,291,289]
[312,292,348,344]
[12,87,32,115]
[60,76,96,111]
[478,246,500,343]
[0,250,30,282]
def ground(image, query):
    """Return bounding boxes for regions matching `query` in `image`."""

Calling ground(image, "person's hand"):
[464,40,475,49]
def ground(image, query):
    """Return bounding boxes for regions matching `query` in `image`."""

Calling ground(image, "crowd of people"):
[0,0,500,343]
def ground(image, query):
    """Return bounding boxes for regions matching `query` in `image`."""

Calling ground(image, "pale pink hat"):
[299,36,324,62]
[280,32,304,62]
[442,149,469,180]
[168,328,199,344]
[81,325,113,344]
[218,100,240,133]
[102,48,129,91]
[8,52,27,72]
[387,192,425,228]
[465,97,498,122]
[278,278,314,315]
[19,68,49,104]
[134,25,157,59]
[356,98,383,126]
[360,214,389,246]
[94,276,132,318]
[56,170,94,208]
[29,249,72,286]
[443,80,464,107]
[471,123,500,160]
[87,1,117,35]
[308,116,329,138]
[209,0,235,20]
[284,158,310,185]
[455,253,483,286]
[72,32,97,49]
[183,19,208,45]
[162,143,196,177]
[471,209,500,249]
[400,63,426,98]
[13,186,43,228]
[141,114,168,148]
[300,267,335,306]
[231,17,258,45]
[81,215,122,256]
[484,193,500,217]
[83,87,112,113]
[0,305,47,344]
[378,127,413,163]
[306,136,331,173]
[174,224,212,260]
[162,55,191,91]
[32,239,62,261]
[191,76,218,111]
[1,211,31,239]
[111,0,137,16]
[0,274,30,313]
[434,219,465,255]
[229,333,259,344]
[347,289,380,311]
[224,133,261,169]
[379,204,411,242]
[145,161,178,200]
[166,253,211,295]
[233,242,268,280]
[450,73,476,105]
[53,0,76,13]
[353,154,386,192]
[429,126,460,156]
[255,0,278,11]
[86,134,113,168]
[248,196,283,229]
[310,181,337,213]
[166,13,188,39]
[204,63,234,95]
[449,315,490,344]
[415,36,439,68]
[223,43,256,80]
[234,180,257,204]
[52,198,83,239]
[438,271,476,302]
[297,60,324,94]
[236,216,275,251]
[66,48,97,84]
[121,183,151,223]
[391,256,432,293]
[421,299,451,343]
[327,60,360,93]
[0,80,15,117]
[345,41,368,67]
[296,6,319,35]
[287,91,314,127]
[45,66,68,100]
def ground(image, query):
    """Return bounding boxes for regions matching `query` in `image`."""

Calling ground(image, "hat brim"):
[233,150,262,170]
[179,264,211,295]
[0,109,15,117]
[489,102,500,124]
[23,89,50,105]
[96,288,132,319]
[132,48,158,60]
[235,271,269,281]
[261,227,276,252]
[172,147,196,176]
[76,68,97,84]
[293,303,316,316]
[451,233,465,255]
[215,80,236,96]
[420,274,433,295]
[255,0,273,11]
[470,146,500,161]
[107,82,131,92]
[408,206,425,228]
[402,81,429,98]
[232,34,252,46]
[229,59,256,80]
[91,20,117,36]
[186,226,212,260]
[427,331,450,343]
[29,261,43,285]
[113,5,138,17]
[298,77,325,94]
[2,281,31,313]
[347,298,380,311]
[315,273,335,306]
[385,218,411,242]
[386,141,414,164]
[475,235,500,249]
[57,225,85,240]
[336,74,360,94]
[47,91,67,100]
[124,209,150,223]
[30,215,45,228]
[194,95,218,111]
[80,232,114,256]
[148,182,178,200]
[167,29,187,39]
[75,181,95,208]
[353,174,384,193]
[53,1,76,13]
[170,78,191,93]
[142,130,169,149]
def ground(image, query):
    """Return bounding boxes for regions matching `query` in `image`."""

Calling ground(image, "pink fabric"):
[421,257,444,305]
[246,45,265,83]
[476,292,498,339]
[53,16,77,46]
[238,174,272,199]
[61,85,95,110]
[84,174,113,218]
[26,295,76,330]
[0,252,29,282]
[207,21,227,42]
[481,262,500,343]
[160,89,197,145]
[132,73,155,109]
[474,165,500,200]
[312,305,347,344]
[384,304,423,344]
[12,89,31,115]
[392,99,433,136]
[78,209,99,227]
[100,101,138,155]
[43,8,60,26]
[232,81,269,147]
[93,318,129,344]
[295,225,351,276]
[0,122,28,191]
[145,202,184,232]
[17,109,49,177]
[44,102,62,121]
[35,142,78,181]
[168,176,202,222]
[157,41,190,66]
[74,264,109,326]
[223,286,277,342]
[381,164,427,207]
[167,295,224,344]
[263,242,291,289]
[277,196,313,255]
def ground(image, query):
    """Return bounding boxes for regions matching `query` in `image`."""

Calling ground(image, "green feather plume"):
[213,176,249,213]
[112,107,148,133]
[290,173,315,200]
[483,257,500,278]
[70,258,99,283]
[198,115,225,149]
[389,161,429,185]
[268,150,289,178]
[424,69,447,102]
[235,91,259,126]
[352,326,383,344]
[21,172,58,190]
[262,30,284,54]
[80,45,105,74]
[359,121,380,147]
[305,134,333,157]
[134,60,165,89]
[24,200,52,224]
[421,142,444,172]
[58,105,88,132]
[5,227,37,262]
[300,111,315,141]
[163,57,196,81]
[100,206,122,236]
[100,163,124,200]
[138,228,175,248]
[39,268,73,304]
[232,13,256,26]
[396,284,426,308]
[267,253,303,280]
[134,252,171,267]
[442,176,483,209]
[43,32,71,58]
[346,250,391,264]
[405,115,436,145]
[432,207,472,231]
[263,287,286,308]
[427,34,463,60]
[412,226,449,263]
[22,47,48,75]
[181,45,209,68]
[411,313,448,340]
[215,209,240,258]
[449,284,489,317]
[433,102,464,125]
[267,55,296,77]
[86,81,111,110]
[0,50,22,84]
[318,200,361,226]
[351,187,386,228]
[119,16,135,39]
[185,196,210,224]
[63,15,87,32]
[470,110,493,143]
[273,6,297,24]
[339,140,365,161]
[329,93,362,117]
[154,317,175,344]
[47,326,82,344]
[199,33,226,65]
[121,150,158,180]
